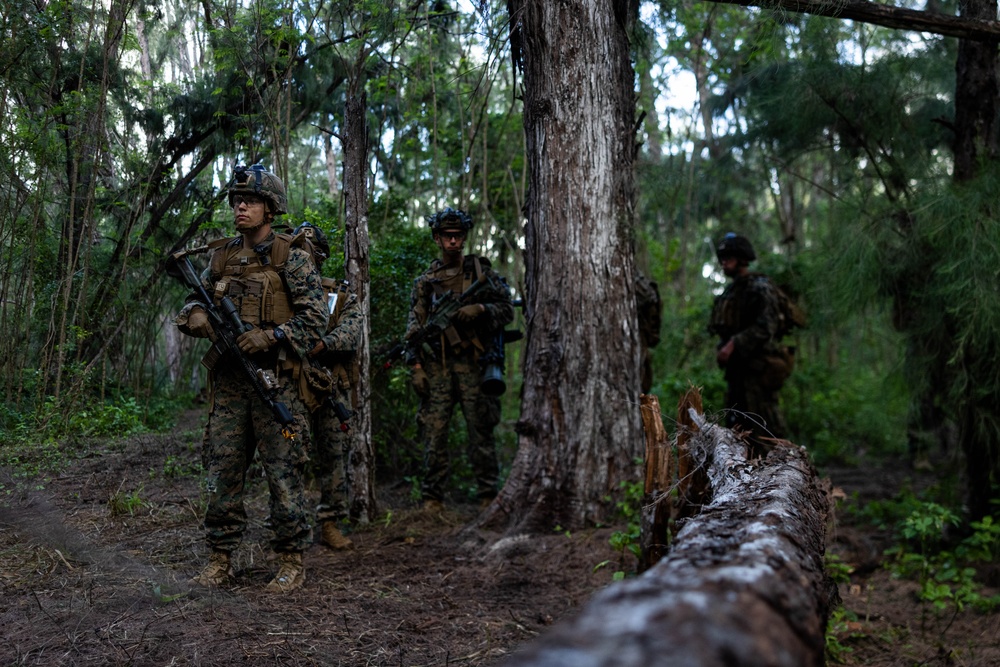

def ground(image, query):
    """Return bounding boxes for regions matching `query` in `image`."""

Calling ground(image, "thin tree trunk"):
[343,87,377,523]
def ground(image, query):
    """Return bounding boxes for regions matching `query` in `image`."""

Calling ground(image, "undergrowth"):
[0,393,183,487]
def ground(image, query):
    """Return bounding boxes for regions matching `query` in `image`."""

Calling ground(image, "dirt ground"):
[824,457,1000,667]
[1,413,998,666]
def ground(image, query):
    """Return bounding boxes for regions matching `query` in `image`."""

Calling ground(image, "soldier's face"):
[233,194,267,231]
[720,256,742,277]
[435,229,466,255]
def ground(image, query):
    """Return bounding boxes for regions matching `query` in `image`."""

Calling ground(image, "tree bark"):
[707,0,1000,41]
[953,0,999,182]
[508,410,835,667]
[478,0,642,533]
[343,88,377,523]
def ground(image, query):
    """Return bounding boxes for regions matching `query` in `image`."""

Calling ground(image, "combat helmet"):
[426,207,473,234]
[228,164,288,215]
[715,232,756,263]
[293,222,330,264]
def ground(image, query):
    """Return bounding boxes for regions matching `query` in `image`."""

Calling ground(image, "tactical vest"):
[709,274,764,338]
[425,255,487,358]
[207,233,300,328]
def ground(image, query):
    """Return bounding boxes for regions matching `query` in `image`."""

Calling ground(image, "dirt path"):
[0,424,622,666]
[1,419,998,666]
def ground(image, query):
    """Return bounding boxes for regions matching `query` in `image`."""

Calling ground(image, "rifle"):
[382,276,494,369]
[166,249,298,440]
[324,395,353,433]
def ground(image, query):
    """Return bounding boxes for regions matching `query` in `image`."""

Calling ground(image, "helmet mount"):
[228,163,288,216]
[426,207,473,234]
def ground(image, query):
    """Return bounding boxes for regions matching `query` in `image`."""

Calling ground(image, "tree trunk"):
[953,0,1000,522]
[478,0,642,533]
[508,410,836,667]
[343,88,376,523]
[953,0,999,182]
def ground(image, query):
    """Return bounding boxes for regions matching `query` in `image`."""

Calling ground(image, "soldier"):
[404,207,514,508]
[635,269,662,394]
[294,222,361,550]
[175,164,327,593]
[708,233,793,450]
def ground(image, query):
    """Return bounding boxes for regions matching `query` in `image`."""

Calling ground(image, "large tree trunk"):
[343,89,376,523]
[508,410,836,667]
[477,0,642,533]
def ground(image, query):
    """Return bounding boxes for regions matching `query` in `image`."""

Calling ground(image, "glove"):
[187,309,215,340]
[237,327,274,354]
[410,366,430,397]
[455,304,485,322]
[308,340,327,358]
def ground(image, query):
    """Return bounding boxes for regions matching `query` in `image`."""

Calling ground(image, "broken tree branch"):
[508,404,836,667]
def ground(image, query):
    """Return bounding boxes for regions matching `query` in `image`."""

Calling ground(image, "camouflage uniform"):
[308,284,363,524]
[405,255,514,501]
[176,232,327,555]
[635,270,662,394]
[708,272,788,440]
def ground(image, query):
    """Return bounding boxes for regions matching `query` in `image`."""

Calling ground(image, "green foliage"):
[108,485,146,517]
[825,553,854,586]
[825,606,862,664]
[64,396,146,438]
[784,352,908,466]
[885,502,1000,614]
[0,392,182,483]
[607,478,645,578]
[159,455,203,480]
[846,486,930,532]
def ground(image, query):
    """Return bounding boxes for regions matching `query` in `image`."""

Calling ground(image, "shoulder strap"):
[208,237,239,279]
[270,233,293,271]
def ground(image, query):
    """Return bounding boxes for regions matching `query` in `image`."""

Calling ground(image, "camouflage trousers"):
[418,356,500,501]
[202,365,313,553]
[310,387,352,524]
[723,361,787,442]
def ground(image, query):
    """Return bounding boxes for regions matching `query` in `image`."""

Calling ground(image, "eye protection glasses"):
[231,194,264,209]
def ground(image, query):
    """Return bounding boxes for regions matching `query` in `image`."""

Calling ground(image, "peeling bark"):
[481,0,643,535]
[508,409,835,667]
[343,90,376,523]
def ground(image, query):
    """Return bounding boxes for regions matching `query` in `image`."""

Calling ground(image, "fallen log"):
[506,407,836,667]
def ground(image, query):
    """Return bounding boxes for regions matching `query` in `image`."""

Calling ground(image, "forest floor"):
[1,409,998,666]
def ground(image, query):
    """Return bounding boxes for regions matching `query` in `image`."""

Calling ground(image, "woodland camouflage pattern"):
[176,231,326,554]
[176,234,328,360]
[708,273,789,440]
[310,288,363,523]
[202,366,313,552]
[406,255,514,501]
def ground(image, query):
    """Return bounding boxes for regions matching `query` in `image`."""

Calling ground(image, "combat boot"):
[320,522,354,550]
[191,550,233,587]
[265,552,305,593]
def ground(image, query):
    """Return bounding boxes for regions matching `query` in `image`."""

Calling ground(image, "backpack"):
[771,280,807,339]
